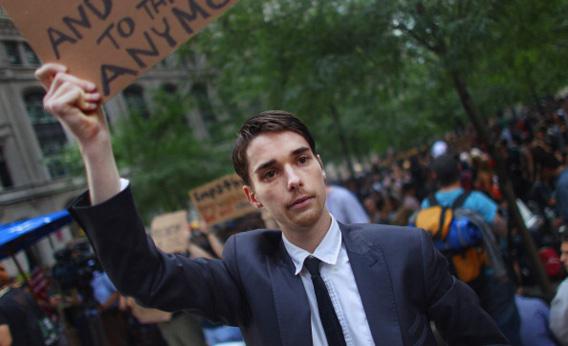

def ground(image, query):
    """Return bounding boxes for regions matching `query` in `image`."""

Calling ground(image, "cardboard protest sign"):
[1,0,238,99]
[150,210,188,253]
[189,174,256,226]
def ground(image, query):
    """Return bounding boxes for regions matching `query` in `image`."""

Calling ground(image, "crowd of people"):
[326,95,568,345]
[3,67,568,346]
[0,225,247,346]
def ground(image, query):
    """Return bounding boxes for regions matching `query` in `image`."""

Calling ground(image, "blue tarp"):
[0,210,73,260]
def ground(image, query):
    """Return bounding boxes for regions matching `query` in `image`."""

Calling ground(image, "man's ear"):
[243,185,263,209]
[316,154,324,168]
[316,154,326,180]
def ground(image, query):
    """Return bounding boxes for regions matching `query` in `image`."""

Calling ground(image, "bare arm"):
[35,63,120,204]
[0,324,11,346]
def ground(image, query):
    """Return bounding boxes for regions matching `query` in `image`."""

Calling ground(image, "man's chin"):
[288,209,322,228]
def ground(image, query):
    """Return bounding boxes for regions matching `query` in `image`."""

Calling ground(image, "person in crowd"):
[325,184,370,224]
[555,167,568,225]
[0,264,56,346]
[515,288,558,346]
[362,193,383,224]
[550,233,568,345]
[390,182,420,226]
[90,269,130,346]
[187,226,243,346]
[421,153,521,345]
[157,310,207,346]
[37,63,507,345]
[189,217,264,346]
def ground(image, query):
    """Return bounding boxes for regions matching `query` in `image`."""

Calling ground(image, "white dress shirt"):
[282,215,375,346]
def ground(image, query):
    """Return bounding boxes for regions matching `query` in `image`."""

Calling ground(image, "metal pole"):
[11,253,29,285]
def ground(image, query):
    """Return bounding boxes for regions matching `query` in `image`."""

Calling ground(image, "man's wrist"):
[78,131,112,157]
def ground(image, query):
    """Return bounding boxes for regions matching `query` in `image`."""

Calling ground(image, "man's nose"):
[285,165,302,190]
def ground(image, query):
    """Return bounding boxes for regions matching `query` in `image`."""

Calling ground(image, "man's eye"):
[263,170,276,179]
[298,156,310,164]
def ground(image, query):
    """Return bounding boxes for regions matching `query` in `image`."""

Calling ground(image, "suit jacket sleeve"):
[69,186,247,325]
[419,230,509,345]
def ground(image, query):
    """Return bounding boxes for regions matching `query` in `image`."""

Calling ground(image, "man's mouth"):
[288,195,314,209]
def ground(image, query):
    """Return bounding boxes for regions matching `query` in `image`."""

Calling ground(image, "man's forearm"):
[35,64,119,205]
[80,127,121,205]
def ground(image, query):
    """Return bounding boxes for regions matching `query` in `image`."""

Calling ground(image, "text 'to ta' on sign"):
[1,0,238,99]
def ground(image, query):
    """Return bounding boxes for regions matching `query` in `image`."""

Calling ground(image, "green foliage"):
[112,89,229,222]
[78,0,567,219]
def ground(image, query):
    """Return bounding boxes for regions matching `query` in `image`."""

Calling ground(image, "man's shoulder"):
[231,228,281,241]
[343,223,425,247]
[227,229,283,256]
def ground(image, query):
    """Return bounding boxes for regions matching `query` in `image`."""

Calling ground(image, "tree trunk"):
[330,104,356,178]
[449,70,554,300]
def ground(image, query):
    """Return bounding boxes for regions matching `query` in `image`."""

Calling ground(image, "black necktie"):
[304,256,347,346]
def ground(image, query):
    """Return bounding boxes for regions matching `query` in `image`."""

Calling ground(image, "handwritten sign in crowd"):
[189,174,256,226]
[1,0,238,98]
[150,210,188,253]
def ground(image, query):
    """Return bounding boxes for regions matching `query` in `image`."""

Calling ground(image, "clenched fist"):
[35,63,107,146]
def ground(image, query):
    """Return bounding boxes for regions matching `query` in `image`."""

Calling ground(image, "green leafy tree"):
[112,89,229,222]
[385,0,568,298]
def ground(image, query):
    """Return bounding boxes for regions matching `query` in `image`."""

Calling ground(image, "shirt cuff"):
[120,178,129,191]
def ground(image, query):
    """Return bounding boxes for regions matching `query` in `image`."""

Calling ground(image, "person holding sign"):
[37,63,508,346]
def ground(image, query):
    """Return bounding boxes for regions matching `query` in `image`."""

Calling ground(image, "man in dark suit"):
[36,63,508,345]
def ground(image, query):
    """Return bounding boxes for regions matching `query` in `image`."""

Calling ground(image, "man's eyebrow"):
[292,147,310,156]
[254,159,276,174]
[253,147,311,174]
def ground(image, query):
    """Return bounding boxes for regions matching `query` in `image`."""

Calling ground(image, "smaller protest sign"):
[189,174,256,226]
[150,210,188,254]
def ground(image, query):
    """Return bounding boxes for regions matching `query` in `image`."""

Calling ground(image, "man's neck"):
[439,181,461,192]
[281,211,332,253]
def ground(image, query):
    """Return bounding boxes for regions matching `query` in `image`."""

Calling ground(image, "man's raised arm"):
[36,64,246,325]
[36,63,120,205]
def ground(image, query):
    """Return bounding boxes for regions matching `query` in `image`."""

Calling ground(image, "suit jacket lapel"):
[269,239,312,346]
[340,223,404,346]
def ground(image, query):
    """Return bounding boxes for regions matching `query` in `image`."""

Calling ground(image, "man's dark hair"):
[232,110,317,186]
[431,153,460,187]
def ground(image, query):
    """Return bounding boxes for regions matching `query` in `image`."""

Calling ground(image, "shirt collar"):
[282,215,342,275]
